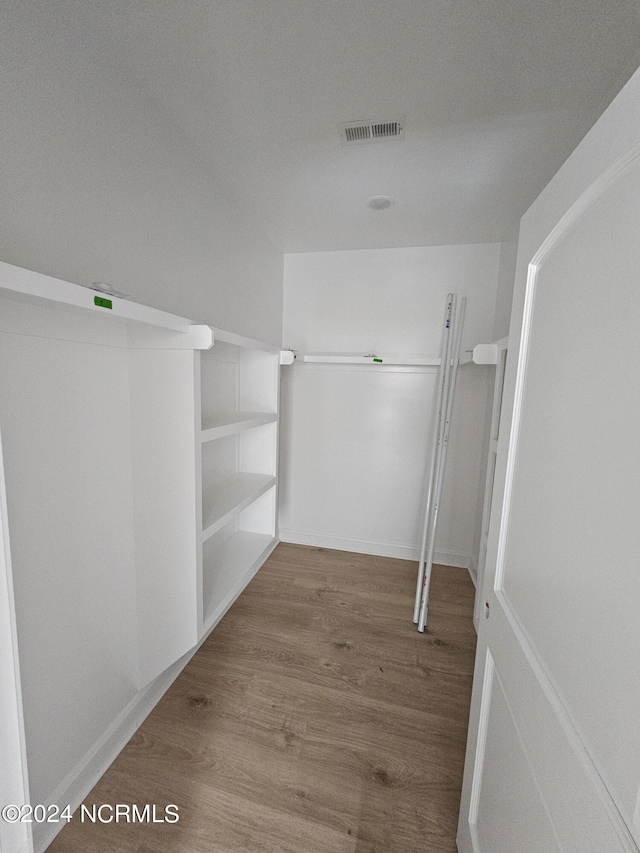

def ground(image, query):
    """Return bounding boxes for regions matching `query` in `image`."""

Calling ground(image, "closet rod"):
[301,355,440,365]
[413,293,454,623]
[417,296,467,632]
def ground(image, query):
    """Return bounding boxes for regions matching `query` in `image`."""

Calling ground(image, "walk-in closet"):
[2,3,640,852]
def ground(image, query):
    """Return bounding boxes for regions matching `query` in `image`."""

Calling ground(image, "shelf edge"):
[200,413,277,442]
[0,261,199,334]
[201,476,276,544]
[210,326,280,352]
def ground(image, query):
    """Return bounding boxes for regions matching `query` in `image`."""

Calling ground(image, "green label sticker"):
[94,296,113,309]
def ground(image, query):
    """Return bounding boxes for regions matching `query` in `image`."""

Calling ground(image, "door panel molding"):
[0,432,33,853]
[468,649,495,827]
[474,654,563,853]
[495,139,640,594]
[495,590,638,852]
[459,138,640,853]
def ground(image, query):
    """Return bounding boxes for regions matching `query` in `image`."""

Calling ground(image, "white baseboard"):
[35,539,282,852]
[435,548,471,570]
[279,528,470,569]
[33,646,200,852]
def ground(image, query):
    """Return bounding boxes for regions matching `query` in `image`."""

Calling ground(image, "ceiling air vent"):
[339,118,405,145]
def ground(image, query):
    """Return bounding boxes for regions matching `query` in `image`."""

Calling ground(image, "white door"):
[0,434,33,853]
[457,133,640,848]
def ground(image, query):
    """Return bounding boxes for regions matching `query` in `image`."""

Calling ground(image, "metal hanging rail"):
[413,293,454,623]
[414,294,467,632]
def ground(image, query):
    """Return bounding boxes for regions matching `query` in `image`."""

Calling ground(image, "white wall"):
[0,4,283,345]
[469,236,518,580]
[280,245,501,566]
[493,237,518,340]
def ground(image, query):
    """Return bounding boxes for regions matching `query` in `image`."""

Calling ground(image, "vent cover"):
[339,118,405,145]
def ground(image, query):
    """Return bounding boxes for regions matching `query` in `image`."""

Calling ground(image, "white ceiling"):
[6,1,640,253]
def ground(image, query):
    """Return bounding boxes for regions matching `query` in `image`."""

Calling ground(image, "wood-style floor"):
[48,544,476,853]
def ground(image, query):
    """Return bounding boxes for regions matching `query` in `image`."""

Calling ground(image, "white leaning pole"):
[413,293,455,623]
[417,296,467,633]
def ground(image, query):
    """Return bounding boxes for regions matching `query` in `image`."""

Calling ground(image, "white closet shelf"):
[202,531,275,627]
[210,325,280,353]
[0,260,212,348]
[301,354,441,365]
[201,473,276,542]
[200,412,277,442]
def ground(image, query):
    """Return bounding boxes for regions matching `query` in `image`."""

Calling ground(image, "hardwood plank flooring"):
[47,544,476,852]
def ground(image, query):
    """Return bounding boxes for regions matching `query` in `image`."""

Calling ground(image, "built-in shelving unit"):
[0,262,218,693]
[196,328,281,636]
[0,260,285,665]
[0,261,289,853]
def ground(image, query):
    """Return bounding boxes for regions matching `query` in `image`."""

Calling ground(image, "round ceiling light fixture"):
[367,195,393,210]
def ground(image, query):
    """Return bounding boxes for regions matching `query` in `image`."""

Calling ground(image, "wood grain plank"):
[47,544,476,852]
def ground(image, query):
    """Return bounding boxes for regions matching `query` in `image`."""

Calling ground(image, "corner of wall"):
[492,234,519,341]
